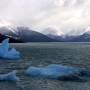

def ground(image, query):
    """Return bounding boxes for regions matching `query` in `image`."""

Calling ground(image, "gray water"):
[0,42,90,90]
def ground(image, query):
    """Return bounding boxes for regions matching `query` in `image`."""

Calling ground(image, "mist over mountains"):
[42,27,90,42]
[0,25,90,42]
[0,26,56,42]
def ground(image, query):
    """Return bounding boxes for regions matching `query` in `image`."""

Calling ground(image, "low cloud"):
[0,0,90,35]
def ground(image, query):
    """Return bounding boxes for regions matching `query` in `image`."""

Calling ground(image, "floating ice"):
[0,38,20,59]
[25,64,87,80]
[0,70,19,81]
[25,64,80,79]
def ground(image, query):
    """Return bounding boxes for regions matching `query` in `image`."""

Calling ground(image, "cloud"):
[0,0,90,35]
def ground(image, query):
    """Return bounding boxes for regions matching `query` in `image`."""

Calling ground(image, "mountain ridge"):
[0,26,57,42]
[1,26,90,42]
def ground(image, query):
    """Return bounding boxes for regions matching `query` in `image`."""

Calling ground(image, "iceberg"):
[0,38,20,59]
[25,64,80,80]
[0,70,19,81]
[25,64,90,81]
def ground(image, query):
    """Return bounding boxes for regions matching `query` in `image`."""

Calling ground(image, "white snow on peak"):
[42,27,64,36]
[85,27,90,33]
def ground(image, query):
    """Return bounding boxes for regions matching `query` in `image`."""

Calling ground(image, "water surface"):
[0,42,90,90]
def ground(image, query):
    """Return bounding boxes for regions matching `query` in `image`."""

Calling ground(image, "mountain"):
[45,27,90,42]
[0,26,56,42]
[46,34,79,42]
[1,26,90,42]
[46,32,90,42]
[70,31,90,42]
[46,34,64,41]
[42,27,65,41]
[0,33,22,43]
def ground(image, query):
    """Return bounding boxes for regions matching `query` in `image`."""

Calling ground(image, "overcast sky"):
[0,0,90,35]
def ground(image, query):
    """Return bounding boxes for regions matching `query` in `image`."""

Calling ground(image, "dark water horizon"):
[0,42,90,90]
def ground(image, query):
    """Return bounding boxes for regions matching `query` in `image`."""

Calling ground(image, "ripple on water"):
[0,42,90,90]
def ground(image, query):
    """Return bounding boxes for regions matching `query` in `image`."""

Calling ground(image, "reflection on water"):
[0,42,90,90]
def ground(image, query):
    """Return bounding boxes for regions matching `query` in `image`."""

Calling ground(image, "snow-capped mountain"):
[0,26,56,42]
[42,27,65,41]
[44,27,90,42]
[0,26,17,37]
[70,31,90,42]
[42,27,64,36]
[1,25,90,42]
[0,33,22,43]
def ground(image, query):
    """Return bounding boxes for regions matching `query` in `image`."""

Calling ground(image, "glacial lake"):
[0,42,90,90]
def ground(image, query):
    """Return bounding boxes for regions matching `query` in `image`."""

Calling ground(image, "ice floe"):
[0,70,19,81]
[25,64,90,81]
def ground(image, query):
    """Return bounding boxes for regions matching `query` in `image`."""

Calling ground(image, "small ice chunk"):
[0,70,19,81]
[0,38,20,59]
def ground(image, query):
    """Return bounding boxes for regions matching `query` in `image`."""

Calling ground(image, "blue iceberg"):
[0,38,20,59]
[25,64,90,81]
[25,64,81,80]
[0,70,19,81]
